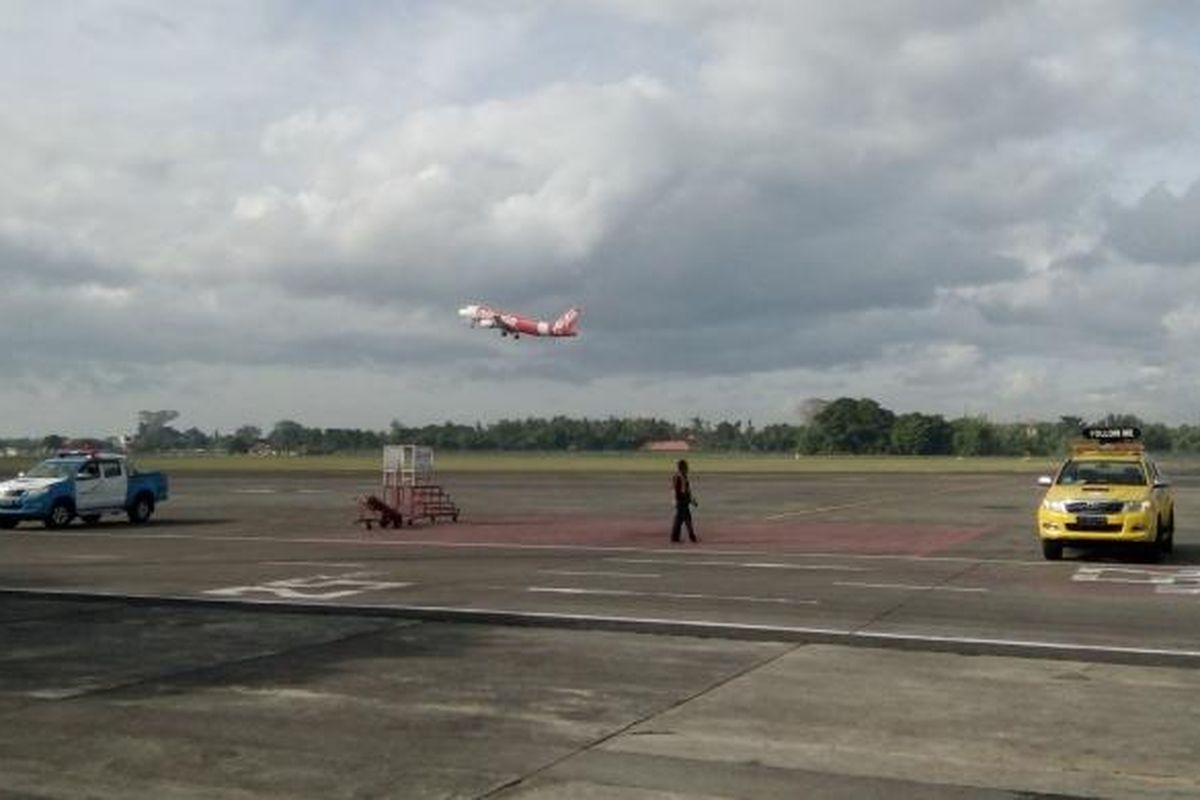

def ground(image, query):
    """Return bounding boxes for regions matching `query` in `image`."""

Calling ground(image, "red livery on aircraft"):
[458,304,581,339]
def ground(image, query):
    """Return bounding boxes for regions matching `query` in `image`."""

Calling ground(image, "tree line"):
[5,399,1200,456]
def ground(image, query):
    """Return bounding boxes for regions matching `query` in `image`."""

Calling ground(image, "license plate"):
[1076,515,1107,527]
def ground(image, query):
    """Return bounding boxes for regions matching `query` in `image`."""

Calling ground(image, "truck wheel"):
[44,500,74,529]
[127,495,154,525]
[0,519,17,530]
[81,515,102,526]
[1041,540,1063,561]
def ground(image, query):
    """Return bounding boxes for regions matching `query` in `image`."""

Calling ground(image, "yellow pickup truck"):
[1035,428,1175,561]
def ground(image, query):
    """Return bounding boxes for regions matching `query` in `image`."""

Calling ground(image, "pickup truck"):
[0,451,169,529]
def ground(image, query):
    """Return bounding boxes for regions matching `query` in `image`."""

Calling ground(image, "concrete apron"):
[570,643,1200,800]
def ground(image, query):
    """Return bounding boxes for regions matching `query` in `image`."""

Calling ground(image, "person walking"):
[671,459,699,543]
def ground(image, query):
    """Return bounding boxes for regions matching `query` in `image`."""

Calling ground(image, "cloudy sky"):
[4,1,1200,437]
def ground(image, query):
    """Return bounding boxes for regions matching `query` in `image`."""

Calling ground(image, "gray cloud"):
[4,0,1200,433]
[1105,181,1200,265]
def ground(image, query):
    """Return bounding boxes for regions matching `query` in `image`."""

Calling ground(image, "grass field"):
[1,452,1063,476]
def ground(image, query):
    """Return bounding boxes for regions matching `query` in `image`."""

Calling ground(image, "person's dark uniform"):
[671,459,699,543]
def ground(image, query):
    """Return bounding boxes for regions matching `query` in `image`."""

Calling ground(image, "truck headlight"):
[1123,499,1152,512]
[1042,499,1069,513]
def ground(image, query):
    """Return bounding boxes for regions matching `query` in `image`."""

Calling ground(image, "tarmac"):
[2,468,1200,798]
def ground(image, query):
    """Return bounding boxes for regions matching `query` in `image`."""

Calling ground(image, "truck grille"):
[1066,521,1123,532]
[1064,501,1124,514]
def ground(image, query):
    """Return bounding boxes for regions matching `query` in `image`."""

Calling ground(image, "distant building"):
[643,440,692,452]
[2,447,18,457]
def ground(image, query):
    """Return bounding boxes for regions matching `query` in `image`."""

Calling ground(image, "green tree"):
[134,409,181,452]
[40,434,66,454]
[226,425,262,454]
[890,413,952,455]
[268,420,307,454]
[951,416,999,456]
[811,398,896,454]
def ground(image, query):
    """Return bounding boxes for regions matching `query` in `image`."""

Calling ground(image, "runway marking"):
[834,580,989,594]
[764,502,875,520]
[1073,566,1200,595]
[763,477,1012,521]
[232,488,277,495]
[262,561,367,568]
[206,572,410,601]
[10,585,1200,666]
[12,530,1055,567]
[608,557,868,572]
[539,570,661,579]
[525,586,815,605]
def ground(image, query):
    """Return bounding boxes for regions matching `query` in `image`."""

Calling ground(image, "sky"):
[4,0,1200,437]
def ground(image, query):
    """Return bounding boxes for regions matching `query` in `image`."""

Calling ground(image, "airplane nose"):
[458,305,476,318]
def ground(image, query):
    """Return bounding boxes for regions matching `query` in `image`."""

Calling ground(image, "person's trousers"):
[671,505,696,542]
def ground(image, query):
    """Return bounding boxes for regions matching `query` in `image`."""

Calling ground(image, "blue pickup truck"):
[0,451,169,529]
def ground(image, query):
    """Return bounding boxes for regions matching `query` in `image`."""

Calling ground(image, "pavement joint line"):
[850,556,990,635]
[476,630,809,800]
[833,580,990,593]
[6,585,1200,668]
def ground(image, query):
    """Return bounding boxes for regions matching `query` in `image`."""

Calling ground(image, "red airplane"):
[458,304,581,339]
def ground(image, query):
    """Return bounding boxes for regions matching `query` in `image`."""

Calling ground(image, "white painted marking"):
[262,561,366,568]
[206,572,410,600]
[296,490,330,495]
[539,570,661,579]
[834,580,988,594]
[763,477,1012,520]
[22,529,1055,567]
[608,557,868,572]
[232,488,276,495]
[765,502,872,520]
[526,586,815,605]
[65,555,120,561]
[1073,566,1200,595]
[8,585,1200,663]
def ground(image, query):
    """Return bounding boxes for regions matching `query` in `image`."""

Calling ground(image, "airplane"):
[458,304,581,339]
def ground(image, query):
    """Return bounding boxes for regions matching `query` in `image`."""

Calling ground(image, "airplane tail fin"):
[551,307,581,336]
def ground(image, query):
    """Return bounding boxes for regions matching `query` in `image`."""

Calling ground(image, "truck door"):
[76,460,127,511]
[96,460,128,509]
[74,461,104,511]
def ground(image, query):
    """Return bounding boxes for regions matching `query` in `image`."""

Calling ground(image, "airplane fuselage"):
[458,304,580,339]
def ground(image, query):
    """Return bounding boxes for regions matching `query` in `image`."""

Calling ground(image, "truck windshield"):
[1057,460,1146,486]
[23,461,78,479]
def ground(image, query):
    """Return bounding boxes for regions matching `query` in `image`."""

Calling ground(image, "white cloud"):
[4,0,1200,435]
[261,107,365,157]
